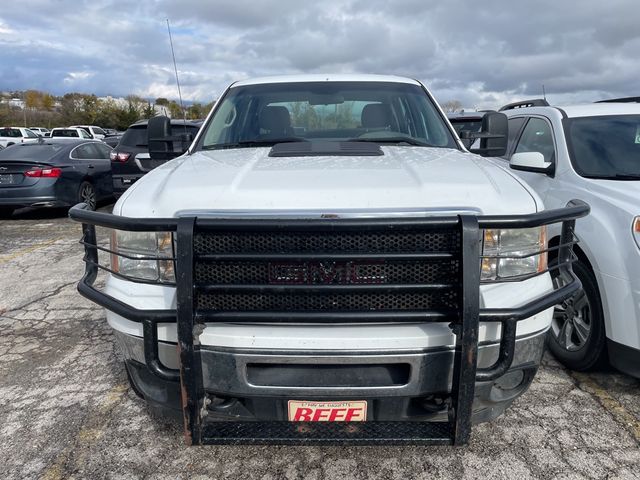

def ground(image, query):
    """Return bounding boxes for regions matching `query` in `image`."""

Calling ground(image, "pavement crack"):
[0,281,78,316]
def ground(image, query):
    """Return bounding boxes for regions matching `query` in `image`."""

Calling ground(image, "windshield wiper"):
[202,138,308,150]
[346,137,436,147]
[583,173,640,180]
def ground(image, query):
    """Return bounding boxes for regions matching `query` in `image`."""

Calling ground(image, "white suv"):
[0,127,40,147]
[498,99,640,377]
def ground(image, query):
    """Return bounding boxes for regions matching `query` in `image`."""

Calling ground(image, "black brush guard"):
[70,201,589,446]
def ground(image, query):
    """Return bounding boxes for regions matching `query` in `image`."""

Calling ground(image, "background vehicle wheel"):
[78,181,97,210]
[0,207,14,218]
[547,259,607,370]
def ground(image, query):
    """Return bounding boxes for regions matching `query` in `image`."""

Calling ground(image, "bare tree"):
[441,100,463,113]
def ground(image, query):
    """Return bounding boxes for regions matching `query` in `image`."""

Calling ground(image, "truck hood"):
[117,146,538,217]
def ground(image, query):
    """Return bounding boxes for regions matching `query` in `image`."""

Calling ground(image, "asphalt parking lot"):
[1,206,639,479]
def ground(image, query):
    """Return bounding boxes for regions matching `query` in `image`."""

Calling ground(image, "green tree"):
[155,97,170,106]
[168,100,183,118]
[60,93,86,125]
[142,102,156,119]
[187,102,206,119]
[94,98,120,128]
[82,94,99,123]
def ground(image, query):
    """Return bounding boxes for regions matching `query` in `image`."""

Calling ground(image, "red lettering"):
[345,407,363,421]
[293,408,313,421]
[311,408,330,421]
[328,408,347,421]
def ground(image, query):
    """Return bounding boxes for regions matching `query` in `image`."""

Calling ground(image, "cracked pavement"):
[1,206,639,479]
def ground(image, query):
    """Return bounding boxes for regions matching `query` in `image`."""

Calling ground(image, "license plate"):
[288,400,367,422]
[0,174,16,185]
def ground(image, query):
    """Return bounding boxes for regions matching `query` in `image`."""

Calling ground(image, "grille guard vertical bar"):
[175,216,203,446]
[451,215,480,445]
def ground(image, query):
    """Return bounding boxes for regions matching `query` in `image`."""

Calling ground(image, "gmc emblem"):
[268,261,386,285]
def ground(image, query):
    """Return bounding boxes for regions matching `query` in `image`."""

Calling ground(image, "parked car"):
[29,127,51,137]
[0,138,113,217]
[499,98,640,377]
[0,127,40,148]
[50,127,94,139]
[109,117,202,196]
[70,74,586,445]
[70,125,107,140]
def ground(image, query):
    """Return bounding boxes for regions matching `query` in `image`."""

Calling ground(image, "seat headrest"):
[361,104,392,129]
[259,106,291,133]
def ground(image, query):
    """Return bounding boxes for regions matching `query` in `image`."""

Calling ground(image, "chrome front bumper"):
[116,328,546,423]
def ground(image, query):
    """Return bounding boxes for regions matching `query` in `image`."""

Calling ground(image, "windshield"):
[52,129,78,137]
[567,115,640,179]
[0,128,22,138]
[198,81,457,150]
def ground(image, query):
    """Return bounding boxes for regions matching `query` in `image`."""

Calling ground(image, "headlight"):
[633,217,640,250]
[110,230,175,283]
[481,226,547,281]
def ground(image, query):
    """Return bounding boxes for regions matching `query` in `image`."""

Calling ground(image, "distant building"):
[7,98,25,109]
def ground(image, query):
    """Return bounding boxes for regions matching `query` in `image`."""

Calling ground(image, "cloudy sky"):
[1,0,638,109]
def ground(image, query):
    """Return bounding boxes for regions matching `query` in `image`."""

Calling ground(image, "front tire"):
[547,259,607,371]
[78,181,97,210]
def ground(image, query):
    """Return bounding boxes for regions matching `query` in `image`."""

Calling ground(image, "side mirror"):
[509,151,554,175]
[148,116,191,161]
[467,112,508,157]
[148,116,173,161]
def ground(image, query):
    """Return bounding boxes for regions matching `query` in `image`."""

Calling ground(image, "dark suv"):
[110,118,202,196]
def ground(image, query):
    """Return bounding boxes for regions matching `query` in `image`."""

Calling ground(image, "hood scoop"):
[269,141,383,157]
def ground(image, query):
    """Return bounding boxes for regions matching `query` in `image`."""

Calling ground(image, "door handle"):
[88,164,95,169]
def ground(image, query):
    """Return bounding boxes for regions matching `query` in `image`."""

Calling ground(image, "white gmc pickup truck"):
[71,74,587,446]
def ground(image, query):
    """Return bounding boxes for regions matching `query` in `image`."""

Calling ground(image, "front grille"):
[193,226,462,318]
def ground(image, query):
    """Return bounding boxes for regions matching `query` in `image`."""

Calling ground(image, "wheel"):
[0,207,14,218]
[547,259,607,370]
[78,181,97,210]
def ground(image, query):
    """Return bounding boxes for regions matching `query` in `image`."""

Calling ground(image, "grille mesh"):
[194,230,459,254]
[195,260,460,285]
[196,291,458,311]
[201,421,453,445]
